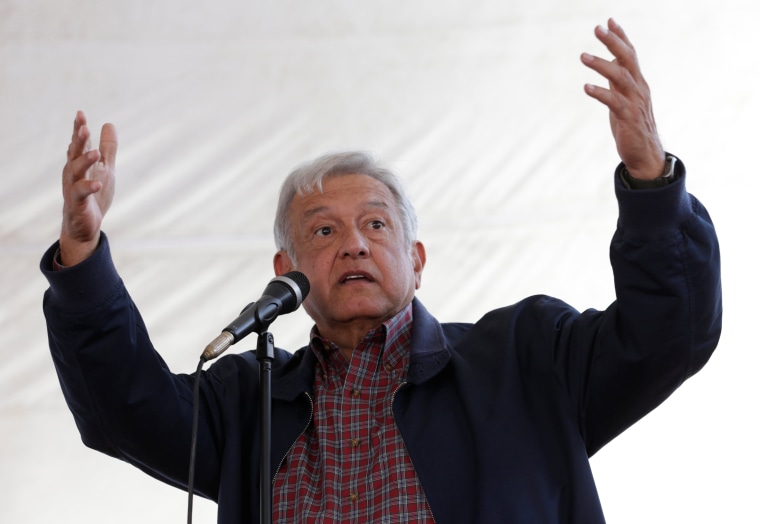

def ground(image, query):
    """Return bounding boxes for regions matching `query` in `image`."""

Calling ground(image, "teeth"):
[345,275,364,280]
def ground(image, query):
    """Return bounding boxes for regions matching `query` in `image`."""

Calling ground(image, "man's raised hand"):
[581,18,666,181]
[60,111,118,266]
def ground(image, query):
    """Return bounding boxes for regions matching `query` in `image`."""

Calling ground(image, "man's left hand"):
[581,18,666,181]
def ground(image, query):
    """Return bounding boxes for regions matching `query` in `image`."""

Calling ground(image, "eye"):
[315,226,332,236]
[369,220,385,230]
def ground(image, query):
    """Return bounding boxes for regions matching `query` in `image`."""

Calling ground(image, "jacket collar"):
[407,298,451,384]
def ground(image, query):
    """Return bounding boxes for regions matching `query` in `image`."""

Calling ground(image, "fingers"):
[580,62,616,109]
[67,110,91,161]
[65,111,100,184]
[603,18,635,60]
[580,20,646,99]
[580,18,652,113]
[64,113,119,187]
[595,18,639,76]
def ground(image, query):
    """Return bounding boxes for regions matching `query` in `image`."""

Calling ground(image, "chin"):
[334,302,397,323]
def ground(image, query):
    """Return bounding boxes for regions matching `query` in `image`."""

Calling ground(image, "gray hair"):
[274,151,418,261]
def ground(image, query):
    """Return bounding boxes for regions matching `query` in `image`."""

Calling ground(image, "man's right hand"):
[59,111,118,266]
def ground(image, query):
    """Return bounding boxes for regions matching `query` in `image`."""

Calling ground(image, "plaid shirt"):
[272,302,435,523]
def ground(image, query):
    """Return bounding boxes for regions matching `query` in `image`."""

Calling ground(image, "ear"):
[273,250,294,276]
[411,240,426,289]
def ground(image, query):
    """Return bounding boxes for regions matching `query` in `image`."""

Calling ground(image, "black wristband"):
[620,154,677,189]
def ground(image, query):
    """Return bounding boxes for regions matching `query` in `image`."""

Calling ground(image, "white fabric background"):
[1,1,757,522]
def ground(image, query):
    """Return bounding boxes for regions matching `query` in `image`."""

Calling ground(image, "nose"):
[340,227,370,259]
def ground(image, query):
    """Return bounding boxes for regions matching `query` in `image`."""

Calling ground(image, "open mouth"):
[339,271,375,284]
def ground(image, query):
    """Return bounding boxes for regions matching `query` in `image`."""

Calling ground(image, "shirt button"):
[384,363,393,372]
[352,386,361,398]
[349,492,359,503]
[351,437,361,448]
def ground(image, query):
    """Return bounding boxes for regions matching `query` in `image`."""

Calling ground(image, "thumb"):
[99,123,118,168]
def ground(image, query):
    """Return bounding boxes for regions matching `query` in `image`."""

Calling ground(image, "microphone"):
[202,271,310,361]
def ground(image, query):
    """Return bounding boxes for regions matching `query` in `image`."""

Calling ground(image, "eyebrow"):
[302,205,329,220]
[302,200,391,220]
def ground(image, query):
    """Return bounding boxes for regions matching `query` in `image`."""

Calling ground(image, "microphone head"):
[220,271,312,346]
[271,271,310,312]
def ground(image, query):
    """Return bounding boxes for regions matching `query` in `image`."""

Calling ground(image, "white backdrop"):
[1,1,757,522]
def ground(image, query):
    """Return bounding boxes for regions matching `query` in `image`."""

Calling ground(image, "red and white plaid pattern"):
[273,303,435,523]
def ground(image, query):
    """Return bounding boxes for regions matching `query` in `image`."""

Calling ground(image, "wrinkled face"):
[274,174,425,340]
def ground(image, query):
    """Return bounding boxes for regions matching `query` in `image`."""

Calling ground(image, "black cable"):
[187,356,207,524]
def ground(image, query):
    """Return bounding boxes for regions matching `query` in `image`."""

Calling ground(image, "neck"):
[318,319,384,357]
[313,301,414,362]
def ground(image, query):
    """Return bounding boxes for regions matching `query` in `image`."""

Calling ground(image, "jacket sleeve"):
[41,234,224,498]
[561,157,722,455]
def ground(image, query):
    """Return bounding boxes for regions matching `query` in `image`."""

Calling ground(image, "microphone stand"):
[256,331,275,524]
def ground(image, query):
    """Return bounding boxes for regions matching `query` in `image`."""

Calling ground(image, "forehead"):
[291,173,396,218]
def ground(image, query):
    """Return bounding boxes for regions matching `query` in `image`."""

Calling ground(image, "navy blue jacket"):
[42,162,722,523]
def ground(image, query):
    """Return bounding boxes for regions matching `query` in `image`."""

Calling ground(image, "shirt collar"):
[309,301,414,374]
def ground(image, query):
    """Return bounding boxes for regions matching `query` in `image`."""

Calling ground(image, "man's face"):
[274,174,425,343]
